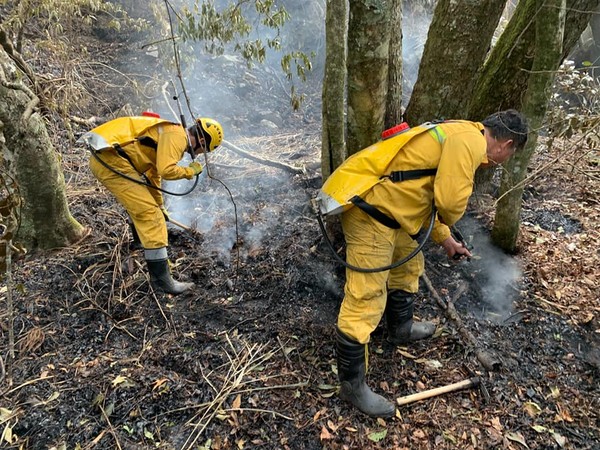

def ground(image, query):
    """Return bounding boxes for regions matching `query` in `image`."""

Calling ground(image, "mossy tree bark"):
[321,0,348,181]
[491,0,566,252]
[0,47,84,251]
[347,0,392,155]
[403,0,506,125]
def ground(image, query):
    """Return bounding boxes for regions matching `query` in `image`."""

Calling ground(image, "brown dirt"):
[1,11,599,450]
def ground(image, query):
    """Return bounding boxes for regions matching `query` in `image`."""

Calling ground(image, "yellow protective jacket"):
[362,120,488,243]
[78,116,198,186]
[317,122,440,216]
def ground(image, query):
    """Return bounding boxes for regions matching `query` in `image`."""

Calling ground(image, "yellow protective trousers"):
[89,150,167,249]
[337,206,424,344]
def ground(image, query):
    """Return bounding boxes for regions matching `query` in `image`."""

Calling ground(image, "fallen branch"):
[70,115,104,127]
[423,273,501,371]
[169,82,305,176]
[95,403,123,450]
[222,140,304,175]
[1,375,55,397]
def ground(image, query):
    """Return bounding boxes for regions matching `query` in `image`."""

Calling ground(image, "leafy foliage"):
[547,60,600,150]
[177,0,312,109]
[179,0,289,60]
[0,0,148,52]
[0,0,154,123]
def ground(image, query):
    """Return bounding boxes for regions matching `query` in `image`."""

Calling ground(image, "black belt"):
[350,195,401,229]
[383,168,437,182]
[350,168,437,230]
[113,145,151,186]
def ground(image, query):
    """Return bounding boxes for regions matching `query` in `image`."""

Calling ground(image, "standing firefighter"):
[317,110,528,417]
[78,115,223,295]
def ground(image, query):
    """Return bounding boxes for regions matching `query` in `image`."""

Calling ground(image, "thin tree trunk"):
[321,0,348,180]
[492,0,566,252]
[385,0,403,129]
[347,0,391,155]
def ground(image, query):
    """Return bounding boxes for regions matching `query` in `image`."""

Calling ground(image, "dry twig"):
[423,272,501,371]
[182,334,302,449]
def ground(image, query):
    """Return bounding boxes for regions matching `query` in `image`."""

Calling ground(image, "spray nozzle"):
[451,226,473,261]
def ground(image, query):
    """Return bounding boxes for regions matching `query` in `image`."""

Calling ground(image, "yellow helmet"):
[196,117,223,152]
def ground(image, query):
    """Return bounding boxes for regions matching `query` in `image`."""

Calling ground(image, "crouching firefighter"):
[78,114,224,295]
[315,110,528,417]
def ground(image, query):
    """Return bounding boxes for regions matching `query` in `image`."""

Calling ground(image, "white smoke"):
[455,215,523,322]
[124,0,437,266]
[402,5,434,107]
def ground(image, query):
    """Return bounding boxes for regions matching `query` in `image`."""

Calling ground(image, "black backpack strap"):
[113,144,146,181]
[113,144,136,167]
[384,168,437,182]
[137,136,158,150]
[350,196,401,229]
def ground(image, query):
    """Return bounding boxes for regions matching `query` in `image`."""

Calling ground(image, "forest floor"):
[1,11,599,450]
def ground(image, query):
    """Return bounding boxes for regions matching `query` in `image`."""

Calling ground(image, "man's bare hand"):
[441,236,472,261]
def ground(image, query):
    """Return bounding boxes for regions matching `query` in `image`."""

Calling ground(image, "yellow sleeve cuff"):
[430,220,451,244]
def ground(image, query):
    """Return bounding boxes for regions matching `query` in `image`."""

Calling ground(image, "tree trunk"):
[347,0,391,155]
[321,0,348,181]
[403,0,506,125]
[0,48,84,251]
[385,0,403,129]
[491,0,566,252]
[591,8,600,52]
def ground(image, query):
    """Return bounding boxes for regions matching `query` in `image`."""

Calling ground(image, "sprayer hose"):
[315,202,437,273]
[89,149,199,196]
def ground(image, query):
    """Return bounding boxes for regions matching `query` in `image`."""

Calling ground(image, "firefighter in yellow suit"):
[332,110,528,417]
[79,115,223,295]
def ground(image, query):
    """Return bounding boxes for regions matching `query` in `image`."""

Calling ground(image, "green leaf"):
[331,364,338,376]
[103,402,114,417]
[368,429,388,442]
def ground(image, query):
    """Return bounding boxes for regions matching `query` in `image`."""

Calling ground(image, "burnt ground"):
[1,15,599,450]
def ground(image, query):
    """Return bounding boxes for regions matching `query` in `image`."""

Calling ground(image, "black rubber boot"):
[336,328,396,418]
[385,289,436,345]
[146,257,194,295]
